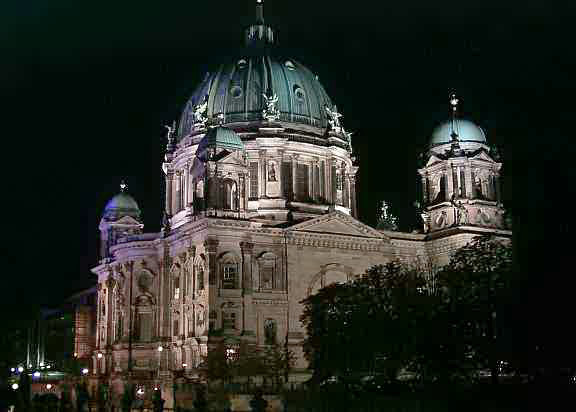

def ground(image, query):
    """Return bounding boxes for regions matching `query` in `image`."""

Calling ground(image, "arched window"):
[196,264,205,290]
[173,274,180,300]
[222,179,238,210]
[222,311,237,330]
[173,312,180,337]
[220,252,240,289]
[222,264,238,289]
[434,174,446,203]
[135,295,154,342]
[264,318,277,345]
[257,252,280,290]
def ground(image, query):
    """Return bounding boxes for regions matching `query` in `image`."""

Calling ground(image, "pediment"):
[469,151,493,162]
[216,150,245,165]
[289,211,389,240]
[425,154,444,167]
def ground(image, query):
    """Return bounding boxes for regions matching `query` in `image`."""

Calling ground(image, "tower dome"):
[102,184,141,221]
[429,93,487,146]
[430,119,487,146]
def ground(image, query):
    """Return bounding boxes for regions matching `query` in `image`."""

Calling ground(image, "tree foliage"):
[301,236,514,385]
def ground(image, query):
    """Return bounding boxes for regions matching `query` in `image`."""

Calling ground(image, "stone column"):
[205,238,219,286]
[421,175,429,205]
[464,164,473,198]
[277,150,285,199]
[160,243,172,338]
[446,163,454,200]
[291,155,298,201]
[240,241,256,336]
[105,276,115,346]
[259,150,267,198]
[350,177,358,218]
[172,172,181,213]
[311,159,318,201]
[165,171,174,215]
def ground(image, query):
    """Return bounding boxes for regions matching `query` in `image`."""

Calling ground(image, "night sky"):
[2,1,575,355]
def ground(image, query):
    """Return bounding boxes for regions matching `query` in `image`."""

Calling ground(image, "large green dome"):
[177,55,334,139]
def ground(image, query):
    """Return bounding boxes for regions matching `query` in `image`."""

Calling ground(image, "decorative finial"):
[256,0,265,24]
[450,93,459,112]
[120,181,128,193]
[449,92,460,141]
[245,0,274,47]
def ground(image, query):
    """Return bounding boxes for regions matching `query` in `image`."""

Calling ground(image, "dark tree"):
[436,235,513,384]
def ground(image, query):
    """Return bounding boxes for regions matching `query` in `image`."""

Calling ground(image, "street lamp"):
[10,368,15,372]
[82,368,89,375]
[12,383,19,390]
[18,366,24,373]
[46,384,53,390]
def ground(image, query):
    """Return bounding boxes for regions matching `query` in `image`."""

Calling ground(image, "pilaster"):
[205,238,219,286]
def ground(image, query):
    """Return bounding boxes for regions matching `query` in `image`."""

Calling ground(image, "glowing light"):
[97,352,103,359]
[154,387,159,391]
[39,362,44,367]
[28,364,32,368]
[136,388,145,395]
[82,368,89,375]
[33,371,41,378]
[10,368,15,372]
[182,363,187,368]
[157,346,163,352]
[18,367,24,373]
[46,365,51,369]
[46,384,53,390]
[74,352,78,357]
[12,383,19,390]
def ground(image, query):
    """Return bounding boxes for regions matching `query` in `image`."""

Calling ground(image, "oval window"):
[230,86,243,99]
[293,85,305,101]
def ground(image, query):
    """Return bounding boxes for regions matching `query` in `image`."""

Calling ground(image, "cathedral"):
[90,0,511,404]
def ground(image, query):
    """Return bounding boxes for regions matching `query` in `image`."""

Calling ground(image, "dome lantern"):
[245,0,275,48]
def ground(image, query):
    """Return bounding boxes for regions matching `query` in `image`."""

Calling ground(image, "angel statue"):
[164,120,176,142]
[193,98,208,127]
[325,105,343,131]
[262,92,280,122]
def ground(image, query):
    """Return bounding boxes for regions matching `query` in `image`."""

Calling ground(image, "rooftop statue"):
[326,105,343,132]
[193,98,209,127]
[262,92,280,122]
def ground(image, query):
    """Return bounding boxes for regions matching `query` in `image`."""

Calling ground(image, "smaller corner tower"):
[98,182,144,261]
[418,94,506,233]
